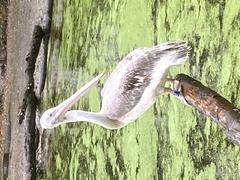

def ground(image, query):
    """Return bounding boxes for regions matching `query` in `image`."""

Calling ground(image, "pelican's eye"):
[49,113,53,117]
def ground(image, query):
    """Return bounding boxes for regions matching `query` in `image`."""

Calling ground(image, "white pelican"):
[40,41,190,129]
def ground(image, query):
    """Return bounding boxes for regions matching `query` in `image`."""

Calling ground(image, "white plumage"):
[40,41,190,129]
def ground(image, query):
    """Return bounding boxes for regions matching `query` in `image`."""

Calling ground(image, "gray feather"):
[100,41,190,120]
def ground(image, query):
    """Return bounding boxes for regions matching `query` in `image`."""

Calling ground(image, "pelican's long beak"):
[53,72,104,120]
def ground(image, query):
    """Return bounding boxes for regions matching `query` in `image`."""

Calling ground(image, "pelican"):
[40,41,190,129]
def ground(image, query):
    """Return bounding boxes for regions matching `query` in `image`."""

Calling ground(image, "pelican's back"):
[101,41,190,121]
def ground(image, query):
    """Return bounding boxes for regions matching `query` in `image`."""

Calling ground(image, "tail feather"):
[152,40,191,66]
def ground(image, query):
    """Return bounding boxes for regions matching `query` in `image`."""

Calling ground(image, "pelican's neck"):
[56,110,125,129]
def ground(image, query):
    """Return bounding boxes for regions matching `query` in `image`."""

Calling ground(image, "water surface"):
[43,0,240,179]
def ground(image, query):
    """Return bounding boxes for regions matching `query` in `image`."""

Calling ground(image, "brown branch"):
[173,74,240,146]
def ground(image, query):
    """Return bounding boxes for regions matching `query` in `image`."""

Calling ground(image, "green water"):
[43,0,240,179]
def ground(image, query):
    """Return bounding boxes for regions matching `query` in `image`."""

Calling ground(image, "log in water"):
[173,74,240,145]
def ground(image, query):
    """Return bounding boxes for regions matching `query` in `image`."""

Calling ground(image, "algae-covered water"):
[43,0,240,179]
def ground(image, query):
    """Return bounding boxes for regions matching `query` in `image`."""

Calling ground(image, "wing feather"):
[101,48,159,119]
[100,41,189,120]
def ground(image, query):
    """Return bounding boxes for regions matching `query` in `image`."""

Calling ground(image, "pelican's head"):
[40,72,104,129]
[40,107,64,129]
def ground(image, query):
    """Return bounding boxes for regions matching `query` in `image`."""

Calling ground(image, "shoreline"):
[0,0,52,179]
[0,0,8,179]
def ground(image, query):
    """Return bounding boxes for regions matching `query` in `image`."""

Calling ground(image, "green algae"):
[43,0,240,179]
